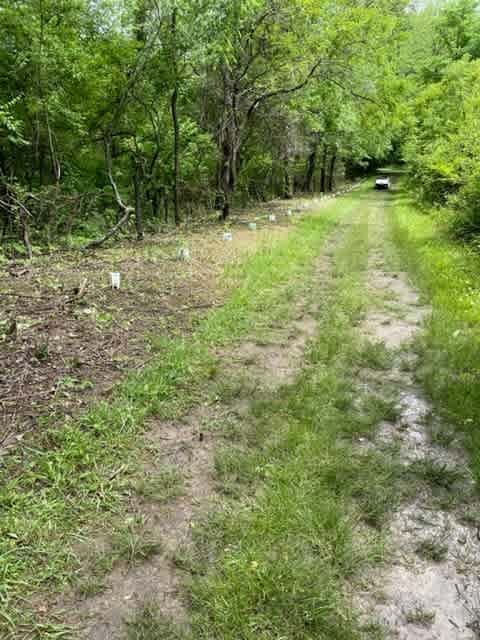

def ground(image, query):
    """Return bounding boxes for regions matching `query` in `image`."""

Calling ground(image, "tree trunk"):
[46,111,61,184]
[221,188,231,220]
[283,158,293,199]
[218,68,240,221]
[171,7,180,226]
[171,85,180,226]
[151,190,160,218]
[328,152,337,192]
[38,143,45,186]
[164,191,169,224]
[134,163,144,241]
[18,204,33,260]
[219,120,237,220]
[320,144,328,193]
[305,145,317,192]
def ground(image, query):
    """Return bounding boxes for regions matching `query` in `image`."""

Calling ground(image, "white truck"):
[375,177,391,190]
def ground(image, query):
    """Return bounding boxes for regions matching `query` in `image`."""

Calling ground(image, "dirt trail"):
[357,193,480,639]
[50,186,480,640]
[61,223,343,639]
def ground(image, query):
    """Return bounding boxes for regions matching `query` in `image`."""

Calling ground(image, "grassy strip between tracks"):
[125,197,405,640]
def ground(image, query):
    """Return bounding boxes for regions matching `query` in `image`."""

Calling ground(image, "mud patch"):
[355,199,480,639]
[226,315,318,390]
[369,564,479,639]
[362,312,419,349]
[361,269,429,349]
[363,493,480,639]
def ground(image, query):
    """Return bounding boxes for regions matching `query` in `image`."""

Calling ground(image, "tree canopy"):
[1,0,478,255]
[398,0,480,237]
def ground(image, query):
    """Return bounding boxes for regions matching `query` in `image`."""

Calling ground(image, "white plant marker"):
[110,272,121,290]
[269,214,276,222]
[249,222,257,231]
[286,209,293,217]
[223,231,233,241]
[177,247,191,261]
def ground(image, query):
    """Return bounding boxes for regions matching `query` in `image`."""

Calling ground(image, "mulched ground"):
[0,197,319,454]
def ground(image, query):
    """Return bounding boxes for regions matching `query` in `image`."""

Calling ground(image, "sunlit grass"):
[389,187,480,484]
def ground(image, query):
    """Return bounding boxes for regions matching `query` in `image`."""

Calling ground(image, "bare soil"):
[356,197,480,639]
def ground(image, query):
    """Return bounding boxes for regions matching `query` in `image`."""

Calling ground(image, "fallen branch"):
[108,465,127,482]
[0,195,33,259]
[83,138,134,251]
[0,292,40,299]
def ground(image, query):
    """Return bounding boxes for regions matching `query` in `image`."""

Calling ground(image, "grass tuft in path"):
[125,603,184,640]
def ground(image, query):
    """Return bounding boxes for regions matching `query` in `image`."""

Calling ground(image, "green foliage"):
[1,0,407,249]
[399,1,480,238]
[0,98,27,146]
[403,59,480,233]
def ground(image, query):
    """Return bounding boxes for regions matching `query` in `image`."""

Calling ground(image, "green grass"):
[427,420,456,447]
[135,467,185,504]
[356,340,394,371]
[0,197,349,638]
[388,186,480,484]
[170,210,403,640]
[110,517,162,566]
[415,537,448,562]
[408,457,465,491]
[124,603,184,640]
[405,605,436,627]
[361,394,401,426]
[75,575,107,599]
